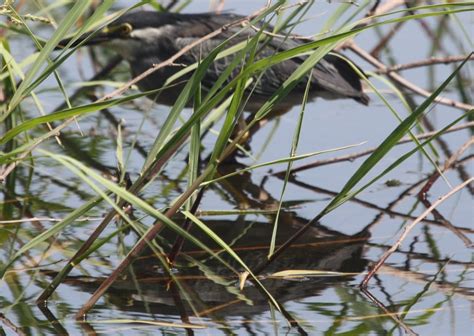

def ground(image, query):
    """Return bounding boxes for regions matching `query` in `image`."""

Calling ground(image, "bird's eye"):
[119,23,132,35]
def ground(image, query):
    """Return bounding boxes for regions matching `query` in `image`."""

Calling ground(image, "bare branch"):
[347,42,474,111]
[361,177,474,288]
[375,54,474,74]
[272,121,474,176]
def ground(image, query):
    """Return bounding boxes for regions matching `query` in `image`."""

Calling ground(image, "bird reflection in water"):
[52,162,369,320]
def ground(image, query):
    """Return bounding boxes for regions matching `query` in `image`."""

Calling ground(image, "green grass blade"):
[333,111,473,210]
[269,71,312,258]
[182,210,280,311]
[0,195,104,278]
[0,89,161,145]
[38,151,243,275]
[141,42,227,172]
[201,142,364,187]
[6,0,92,116]
[322,54,472,215]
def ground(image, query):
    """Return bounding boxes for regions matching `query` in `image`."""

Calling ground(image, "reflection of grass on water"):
[0,1,472,334]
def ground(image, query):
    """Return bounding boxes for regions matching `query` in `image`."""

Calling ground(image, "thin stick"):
[347,42,474,111]
[374,54,474,74]
[284,175,473,232]
[366,0,381,18]
[167,188,205,265]
[360,177,474,288]
[417,137,474,247]
[370,19,406,58]
[272,121,474,176]
[354,0,407,29]
[361,288,417,336]
[0,313,26,336]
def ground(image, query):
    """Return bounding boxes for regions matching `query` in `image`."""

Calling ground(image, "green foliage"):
[0,1,472,333]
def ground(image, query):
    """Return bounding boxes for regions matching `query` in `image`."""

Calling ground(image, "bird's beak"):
[56,25,126,50]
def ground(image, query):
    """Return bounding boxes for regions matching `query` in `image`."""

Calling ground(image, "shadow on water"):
[41,162,370,321]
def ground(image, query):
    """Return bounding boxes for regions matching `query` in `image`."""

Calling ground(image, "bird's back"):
[114,11,369,107]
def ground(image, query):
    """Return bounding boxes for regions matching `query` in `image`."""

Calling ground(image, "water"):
[1,1,472,335]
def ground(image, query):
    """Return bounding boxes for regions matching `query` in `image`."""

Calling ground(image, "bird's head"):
[57,11,174,60]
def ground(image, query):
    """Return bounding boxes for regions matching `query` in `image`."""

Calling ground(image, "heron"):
[59,10,369,147]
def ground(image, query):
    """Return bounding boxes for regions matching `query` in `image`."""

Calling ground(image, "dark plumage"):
[62,10,369,109]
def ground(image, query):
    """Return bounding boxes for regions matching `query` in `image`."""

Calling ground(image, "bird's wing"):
[171,26,305,96]
[168,14,367,102]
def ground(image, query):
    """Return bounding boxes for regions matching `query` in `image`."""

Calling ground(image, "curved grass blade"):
[269,71,312,258]
[6,0,92,116]
[182,210,280,311]
[201,142,365,186]
[322,53,473,215]
[0,195,105,278]
[37,151,244,276]
[0,88,162,145]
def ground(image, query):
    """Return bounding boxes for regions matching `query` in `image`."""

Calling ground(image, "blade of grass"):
[269,70,312,258]
[0,88,162,145]
[26,2,149,100]
[251,57,472,276]
[201,142,365,186]
[0,195,105,278]
[334,110,473,211]
[38,151,243,275]
[141,41,227,172]
[322,54,472,215]
[340,51,451,187]
[181,210,280,311]
[5,0,92,116]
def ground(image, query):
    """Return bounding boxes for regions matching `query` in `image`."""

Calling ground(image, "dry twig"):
[361,288,417,336]
[0,313,26,336]
[360,177,473,288]
[417,137,473,247]
[374,54,474,74]
[272,121,474,176]
[347,42,474,111]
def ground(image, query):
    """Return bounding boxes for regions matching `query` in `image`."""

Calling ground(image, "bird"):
[60,10,369,108]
